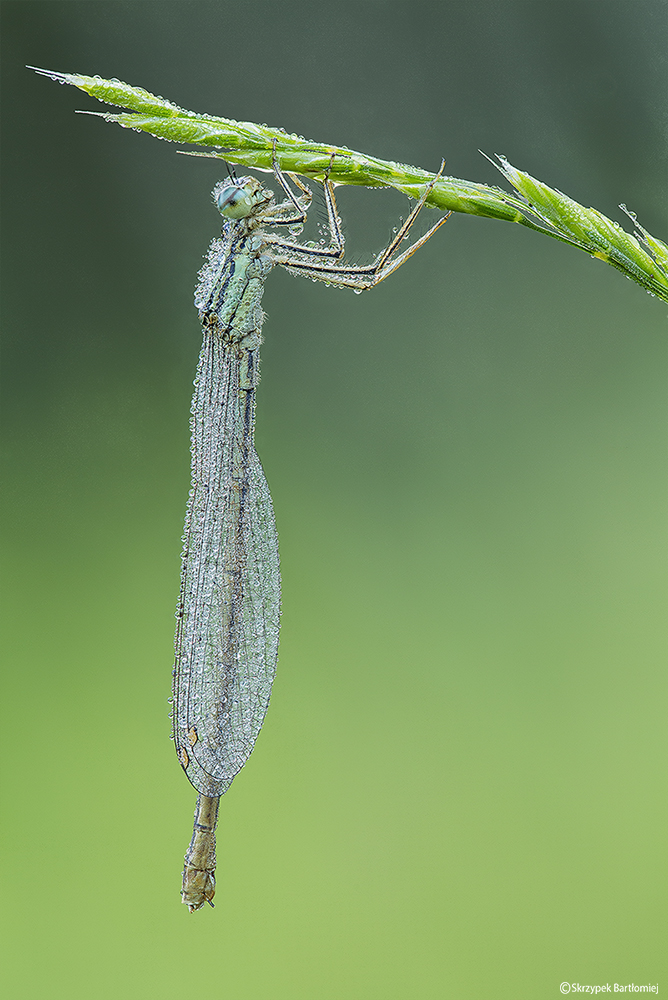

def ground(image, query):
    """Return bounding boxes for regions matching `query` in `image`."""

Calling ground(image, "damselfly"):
[172,149,450,910]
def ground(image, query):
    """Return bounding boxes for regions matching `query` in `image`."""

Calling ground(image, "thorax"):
[195,222,274,349]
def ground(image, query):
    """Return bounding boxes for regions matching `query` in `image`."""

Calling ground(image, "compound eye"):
[214,184,254,219]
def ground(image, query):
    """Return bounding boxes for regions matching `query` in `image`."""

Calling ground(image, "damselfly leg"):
[264,156,451,288]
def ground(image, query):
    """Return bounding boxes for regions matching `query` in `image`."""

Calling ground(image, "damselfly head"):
[213,177,271,220]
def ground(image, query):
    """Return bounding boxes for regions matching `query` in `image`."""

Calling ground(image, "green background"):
[2,2,666,997]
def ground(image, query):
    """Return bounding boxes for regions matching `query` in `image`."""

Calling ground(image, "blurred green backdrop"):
[1,2,666,998]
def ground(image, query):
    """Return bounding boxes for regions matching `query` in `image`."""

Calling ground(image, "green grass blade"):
[488,155,668,301]
[30,66,668,304]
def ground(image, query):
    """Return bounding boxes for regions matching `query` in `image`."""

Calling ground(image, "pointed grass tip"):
[27,65,75,84]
